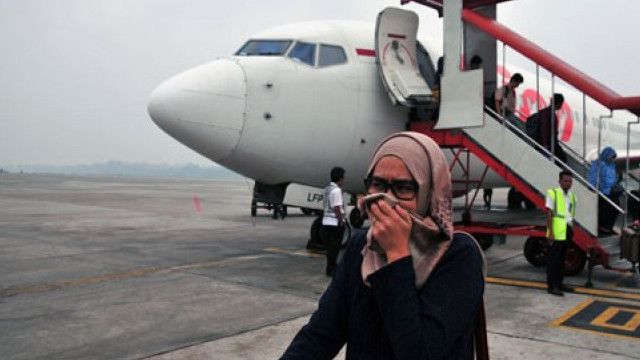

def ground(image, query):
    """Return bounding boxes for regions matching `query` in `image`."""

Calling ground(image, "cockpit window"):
[236,40,292,56]
[288,42,316,66]
[319,45,347,67]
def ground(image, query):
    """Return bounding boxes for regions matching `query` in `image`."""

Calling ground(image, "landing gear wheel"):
[507,187,521,209]
[349,208,364,229]
[251,200,257,217]
[272,206,279,219]
[301,207,313,215]
[524,236,548,267]
[280,205,287,220]
[306,216,324,250]
[473,234,494,251]
[524,197,536,210]
[564,241,586,276]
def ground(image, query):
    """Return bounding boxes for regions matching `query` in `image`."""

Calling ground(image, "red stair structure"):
[402,0,640,281]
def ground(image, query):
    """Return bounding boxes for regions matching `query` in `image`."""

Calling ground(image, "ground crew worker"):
[321,167,346,277]
[545,170,576,296]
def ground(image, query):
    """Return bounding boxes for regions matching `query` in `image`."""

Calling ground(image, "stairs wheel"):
[524,236,548,267]
[564,241,587,276]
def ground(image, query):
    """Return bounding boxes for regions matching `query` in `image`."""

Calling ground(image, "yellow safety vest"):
[546,187,576,241]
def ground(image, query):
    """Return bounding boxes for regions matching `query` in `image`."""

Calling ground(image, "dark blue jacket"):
[588,146,618,196]
[280,231,485,360]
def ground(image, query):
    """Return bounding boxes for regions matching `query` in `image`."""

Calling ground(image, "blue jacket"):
[280,231,485,360]
[588,147,618,195]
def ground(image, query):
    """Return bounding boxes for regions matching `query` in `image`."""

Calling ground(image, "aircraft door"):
[375,7,433,107]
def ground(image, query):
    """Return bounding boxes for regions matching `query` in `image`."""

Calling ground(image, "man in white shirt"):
[495,73,524,131]
[322,167,346,277]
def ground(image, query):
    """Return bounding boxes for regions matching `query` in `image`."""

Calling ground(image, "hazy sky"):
[1,0,639,166]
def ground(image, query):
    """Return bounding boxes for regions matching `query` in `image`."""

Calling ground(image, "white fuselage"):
[147,20,639,196]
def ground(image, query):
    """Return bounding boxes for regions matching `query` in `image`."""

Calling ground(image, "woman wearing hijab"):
[280,132,485,360]
[588,146,620,234]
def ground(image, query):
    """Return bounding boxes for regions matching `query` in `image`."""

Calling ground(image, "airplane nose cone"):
[148,59,246,162]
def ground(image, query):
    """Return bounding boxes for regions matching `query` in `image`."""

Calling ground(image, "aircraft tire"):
[473,234,494,251]
[564,241,586,276]
[272,207,279,219]
[251,200,257,217]
[300,207,313,215]
[306,216,324,250]
[524,236,548,267]
[280,205,287,220]
[349,208,364,229]
[507,187,521,209]
[523,197,536,210]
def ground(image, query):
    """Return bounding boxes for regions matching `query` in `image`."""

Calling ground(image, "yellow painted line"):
[486,276,640,302]
[486,276,547,289]
[0,254,270,298]
[549,298,595,327]
[552,322,640,342]
[263,247,325,259]
[590,306,640,332]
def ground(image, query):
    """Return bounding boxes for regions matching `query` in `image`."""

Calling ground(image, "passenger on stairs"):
[494,73,524,131]
[529,93,567,164]
[588,146,621,235]
[428,56,445,121]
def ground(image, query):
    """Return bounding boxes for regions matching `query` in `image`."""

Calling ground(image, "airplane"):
[147,8,640,248]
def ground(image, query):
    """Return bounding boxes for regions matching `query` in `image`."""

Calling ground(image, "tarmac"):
[0,173,638,360]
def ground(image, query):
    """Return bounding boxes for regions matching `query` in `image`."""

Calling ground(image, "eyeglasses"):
[364,176,419,200]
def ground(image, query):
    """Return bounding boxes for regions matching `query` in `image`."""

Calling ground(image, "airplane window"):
[236,40,292,56]
[416,41,437,88]
[319,45,347,67]
[288,42,316,66]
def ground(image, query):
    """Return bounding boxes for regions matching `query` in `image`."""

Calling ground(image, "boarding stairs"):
[398,0,640,273]
[411,109,609,267]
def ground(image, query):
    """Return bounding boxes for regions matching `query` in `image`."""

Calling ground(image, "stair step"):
[464,114,599,236]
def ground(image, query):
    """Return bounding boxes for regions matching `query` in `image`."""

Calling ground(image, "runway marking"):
[263,247,325,258]
[590,306,640,332]
[0,254,271,298]
[550,298,640,341]
[486,276,640,302]
[551,298,595,325]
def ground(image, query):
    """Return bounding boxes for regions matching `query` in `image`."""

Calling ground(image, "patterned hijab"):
[361,132,454,288]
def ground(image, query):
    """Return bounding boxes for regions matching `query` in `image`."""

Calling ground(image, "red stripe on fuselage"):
[387,33,406,39]
[356,48,376,57]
